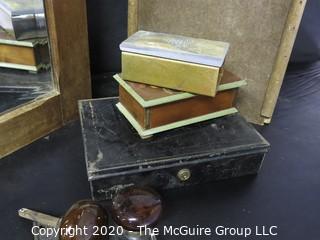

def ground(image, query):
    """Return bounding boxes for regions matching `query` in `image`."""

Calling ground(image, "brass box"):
[121,52,221,96]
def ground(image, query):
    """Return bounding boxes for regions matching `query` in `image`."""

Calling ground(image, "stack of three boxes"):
[115,31,246,138]
[79,31,270,201]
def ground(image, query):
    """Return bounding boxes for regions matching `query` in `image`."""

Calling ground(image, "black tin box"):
[79,98,270,201]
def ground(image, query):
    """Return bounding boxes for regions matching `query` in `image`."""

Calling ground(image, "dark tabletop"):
[1,61,320,240]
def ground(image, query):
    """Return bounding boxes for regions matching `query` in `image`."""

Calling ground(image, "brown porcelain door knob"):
[60,200,108,240]
[111,187,162,231]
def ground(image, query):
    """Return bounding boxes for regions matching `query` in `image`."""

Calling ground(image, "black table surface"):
[1,62,320,240]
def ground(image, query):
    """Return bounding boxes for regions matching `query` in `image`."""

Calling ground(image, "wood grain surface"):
[149,90,237,128]
[0,44,36,66]
[119,85,147,127]
[45,0,92,122]
[120,84,237,129]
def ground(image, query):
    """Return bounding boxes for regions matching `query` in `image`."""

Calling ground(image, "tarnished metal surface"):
[79,98,270,200]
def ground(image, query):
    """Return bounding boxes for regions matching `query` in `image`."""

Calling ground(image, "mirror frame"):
[0,0,91,158]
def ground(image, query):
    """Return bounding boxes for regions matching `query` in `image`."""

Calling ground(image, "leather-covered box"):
[79,98,270,201]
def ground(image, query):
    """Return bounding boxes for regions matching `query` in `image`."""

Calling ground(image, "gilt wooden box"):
[115,70,246,138]
[79,98,270,201]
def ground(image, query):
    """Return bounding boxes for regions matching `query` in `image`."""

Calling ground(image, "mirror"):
[0,0,53,114]
[0,0,91,158]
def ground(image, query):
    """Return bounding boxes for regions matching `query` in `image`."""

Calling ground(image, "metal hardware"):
[177,169,191,181]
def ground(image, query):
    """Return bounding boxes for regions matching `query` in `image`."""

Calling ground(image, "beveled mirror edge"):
[0,0,91,158]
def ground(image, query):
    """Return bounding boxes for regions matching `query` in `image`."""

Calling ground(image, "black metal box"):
[79,98,270,201]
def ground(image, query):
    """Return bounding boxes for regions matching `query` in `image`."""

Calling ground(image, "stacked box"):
[78,31,270,200]
[116,31,246,138]
[115,70,246,138]
[120,31,229,97]
[79,98,270,201]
